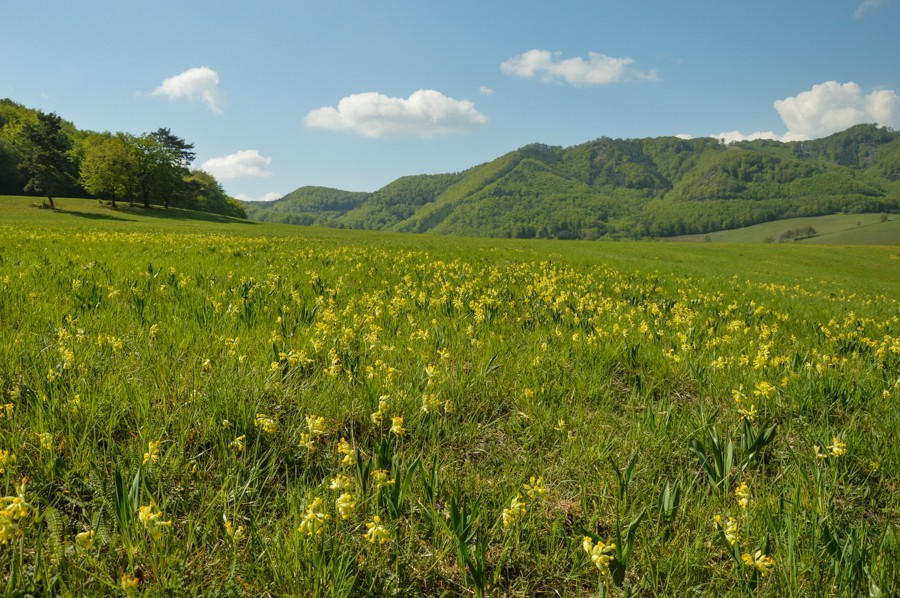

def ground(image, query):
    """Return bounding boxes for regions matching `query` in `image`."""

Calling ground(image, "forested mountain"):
[248,125,900,239]
[0,99,246,218]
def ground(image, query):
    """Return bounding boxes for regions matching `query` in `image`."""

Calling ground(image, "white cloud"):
[674,133,693,140]
[235,192,282,202]
[152,66,225,114]
[304,89,488,138]
[479,85,494,96]
[774,81,898,139]
[712,81,898,143]
[855,0,884,18]
[500,49,658,86]
[199,150,273,180]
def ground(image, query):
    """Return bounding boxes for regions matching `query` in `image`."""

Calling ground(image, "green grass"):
[669,212,900,245]
[0,196,898,595]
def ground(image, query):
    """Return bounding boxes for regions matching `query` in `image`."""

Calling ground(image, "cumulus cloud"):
[235,192,282,202]
[479,85,494,96]
[712,81,898,143]
[152,67,225,114]
[500,49,658,86]
[674,134,693,140]
[199,150,273,180]
[774,81,898,139]
[854,0,884,18]
[304,90,488,138]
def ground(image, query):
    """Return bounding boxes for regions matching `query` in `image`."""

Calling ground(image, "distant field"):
[0,195,898,596]
[668,212,900,245]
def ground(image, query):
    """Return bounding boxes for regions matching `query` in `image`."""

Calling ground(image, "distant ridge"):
[243,124,900,239]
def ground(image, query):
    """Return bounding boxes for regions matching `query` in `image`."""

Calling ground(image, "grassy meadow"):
[0,196,898,596]
[670,213,900,245]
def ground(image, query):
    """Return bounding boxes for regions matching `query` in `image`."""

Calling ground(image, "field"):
[668,213,900,245]
[1,196,898,596]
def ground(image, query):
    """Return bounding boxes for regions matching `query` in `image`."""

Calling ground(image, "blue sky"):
[2,0,898,200]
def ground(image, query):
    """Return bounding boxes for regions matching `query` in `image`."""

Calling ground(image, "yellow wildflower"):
[372,469,394,489]
[713,515,741,545]
[137,501,172,540]
[0,482,33,544]
[335,492,356,519]
[36,432,53,450]
[223,516,244,543]
[306,414,326,437]
[502,494,527,528]
[120,573,139,592]
[364,515,390,544]
[330,474,351,491]
[0,449,14,473]
[143,440,160,465]
[390,416,406,437]
[75,530,95,550]
[337,438,356,466]
[297,497,329,536]
[523,476,548,500]
[737,405,758,422]
[254,413,277,434]
[735,482,751,510]
[742,550,776,576]
[582,536,616,575]
[229,435,246,452]
[829,437,846,457]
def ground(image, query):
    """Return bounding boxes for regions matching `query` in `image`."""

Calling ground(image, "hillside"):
[248,125,900,239]
[0,98,245,218]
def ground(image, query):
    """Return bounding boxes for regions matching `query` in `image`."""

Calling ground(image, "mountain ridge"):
[244,124,900,239]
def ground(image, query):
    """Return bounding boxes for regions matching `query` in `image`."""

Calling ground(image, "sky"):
[2,0,898,201]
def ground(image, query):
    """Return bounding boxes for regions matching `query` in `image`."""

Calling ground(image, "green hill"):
[246,124,900,240]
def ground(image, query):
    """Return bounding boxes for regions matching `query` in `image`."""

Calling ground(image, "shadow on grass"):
[54,208,137,222]
[112,205,259,225]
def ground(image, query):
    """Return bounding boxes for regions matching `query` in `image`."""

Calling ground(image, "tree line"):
[0,99,246,218]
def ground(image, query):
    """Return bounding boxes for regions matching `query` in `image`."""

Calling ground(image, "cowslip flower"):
[120,573,139,592]
[37,433,53,450]
[306,415,326,437]
[223,516,244,543]
[364,515,390,544]
[75,530,95,550]
[254,413,277,434]
[372,469,394,489]
[0,449,14,474]
[143,440,160,465]
[829,437,846,458]
[297,497,329,536]
[713,515,741,546]
[582,536,616,575]
[335,492,356,519]
[502,494,527,528]
[137,501,172,540]
[734,482,751,510]
[390,416,406,437]
[523,476,548,500]
[229,435,246,452]
[742,550,775,576]
[337,438,356,466]
[330,474,351,491]
[0,482,33,544]
[371,396,389,425]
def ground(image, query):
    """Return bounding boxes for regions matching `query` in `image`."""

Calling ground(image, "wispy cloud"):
[711,81,898,142]
[304,90,488,138]
[479,85,494,96]
[199,150,273,179]
[854,0,884,18]
[151,66,225,114]
[501,49,658,86]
